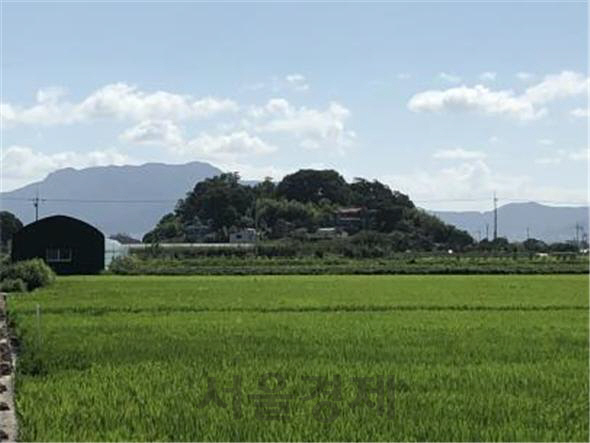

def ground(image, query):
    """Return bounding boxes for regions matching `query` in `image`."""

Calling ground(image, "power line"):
[0,195,588,206]
[1,197,179,204]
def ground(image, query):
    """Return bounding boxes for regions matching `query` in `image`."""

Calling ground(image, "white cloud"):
[523,71,589,105]
[438,72,462,83]
[516,72,534,81]
[384,158,587,210]
[570,107,589,118]
[489,136,500,143]
[1,83,239,126]
[408,84,543,120]
[385,159,528,209]
[479,72,497,82]
[285,74,310,91]
[250,98,355,151]
[433,148,487,160]
[408,71,589,121]
[1,145,134,191]
[120,120,183,147]
[538,139,554,146]
[397,73,411,80]
[175,131,277,161]
[119,117,277,162]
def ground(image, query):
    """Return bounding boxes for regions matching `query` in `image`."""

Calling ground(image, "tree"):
[523,238,548,252]
[177,173,255,238]
[350,178,414,210]
[143,213,184,243]
[253,177,276,199]
[277,169,351,205]
[256,198,318,238]
[0,211,23,249]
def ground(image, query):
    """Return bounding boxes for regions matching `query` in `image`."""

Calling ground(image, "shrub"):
[0,277,27,293]
[108,255,143,274]
[1,259,56,291]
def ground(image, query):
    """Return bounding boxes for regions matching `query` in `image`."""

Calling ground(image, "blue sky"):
[1,1,588,210]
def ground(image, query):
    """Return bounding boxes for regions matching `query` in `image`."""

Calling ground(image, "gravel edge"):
[0,292,18,442]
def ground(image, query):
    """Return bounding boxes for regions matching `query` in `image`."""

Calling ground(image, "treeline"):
[143,169,475,252]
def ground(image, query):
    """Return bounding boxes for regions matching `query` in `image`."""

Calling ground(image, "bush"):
[108,255,143,274]
[1,259,56,291]
[0,278,27,293]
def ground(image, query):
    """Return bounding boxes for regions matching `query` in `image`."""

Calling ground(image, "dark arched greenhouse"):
[11,215,105,275]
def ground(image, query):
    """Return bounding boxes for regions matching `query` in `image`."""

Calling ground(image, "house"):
[335,207,370,233]
[11,215,105,275]
[229,228,257,244]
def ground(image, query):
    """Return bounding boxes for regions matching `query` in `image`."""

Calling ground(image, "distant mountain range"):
[1,162,587,242]
[0,162,222,238]
[433,202,589,243]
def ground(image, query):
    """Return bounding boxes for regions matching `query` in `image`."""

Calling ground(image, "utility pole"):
[493,192,498,240]
[33,188,40,221]
[485,223,489,240]
[575,223,581,247]
[31,187,46,221]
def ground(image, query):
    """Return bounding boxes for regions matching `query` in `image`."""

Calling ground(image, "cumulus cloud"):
[120,117,277,162]
[285,74,310,91]
[1,83,239,126]
[538,139,554,146]
[250,98,355,151]
[385,159,528,208]
[433,148,486,160]
[523,71,589,104]
[438,72,462,83]
[479,72,497,82]
[408,71,589,121]
[119,120,184,147]
[178,131,277,161]
[408,85,543,120]
[384,158,587,210]
[1,145,134,191]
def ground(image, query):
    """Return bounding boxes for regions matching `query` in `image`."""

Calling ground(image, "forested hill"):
[145,169,474,251]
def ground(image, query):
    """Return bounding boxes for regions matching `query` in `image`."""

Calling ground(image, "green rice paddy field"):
[7,275,590,441]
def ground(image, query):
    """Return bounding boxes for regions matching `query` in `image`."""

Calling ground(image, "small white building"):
[229,228,257,244]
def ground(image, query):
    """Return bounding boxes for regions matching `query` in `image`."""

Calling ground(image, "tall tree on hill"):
[350,178,414,209]
[277,169,351,205]
[176,173,255,236]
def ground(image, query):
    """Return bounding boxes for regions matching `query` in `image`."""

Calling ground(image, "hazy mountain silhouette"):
[1,162,222,238]
[434,202,589,243]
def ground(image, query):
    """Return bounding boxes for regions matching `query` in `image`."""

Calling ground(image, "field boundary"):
[15,304,588,317]
[0,293,18,442]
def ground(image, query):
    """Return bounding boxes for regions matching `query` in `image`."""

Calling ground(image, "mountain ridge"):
[2,162,588,242]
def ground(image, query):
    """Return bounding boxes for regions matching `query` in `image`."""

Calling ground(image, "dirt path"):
[0,293,18,442]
